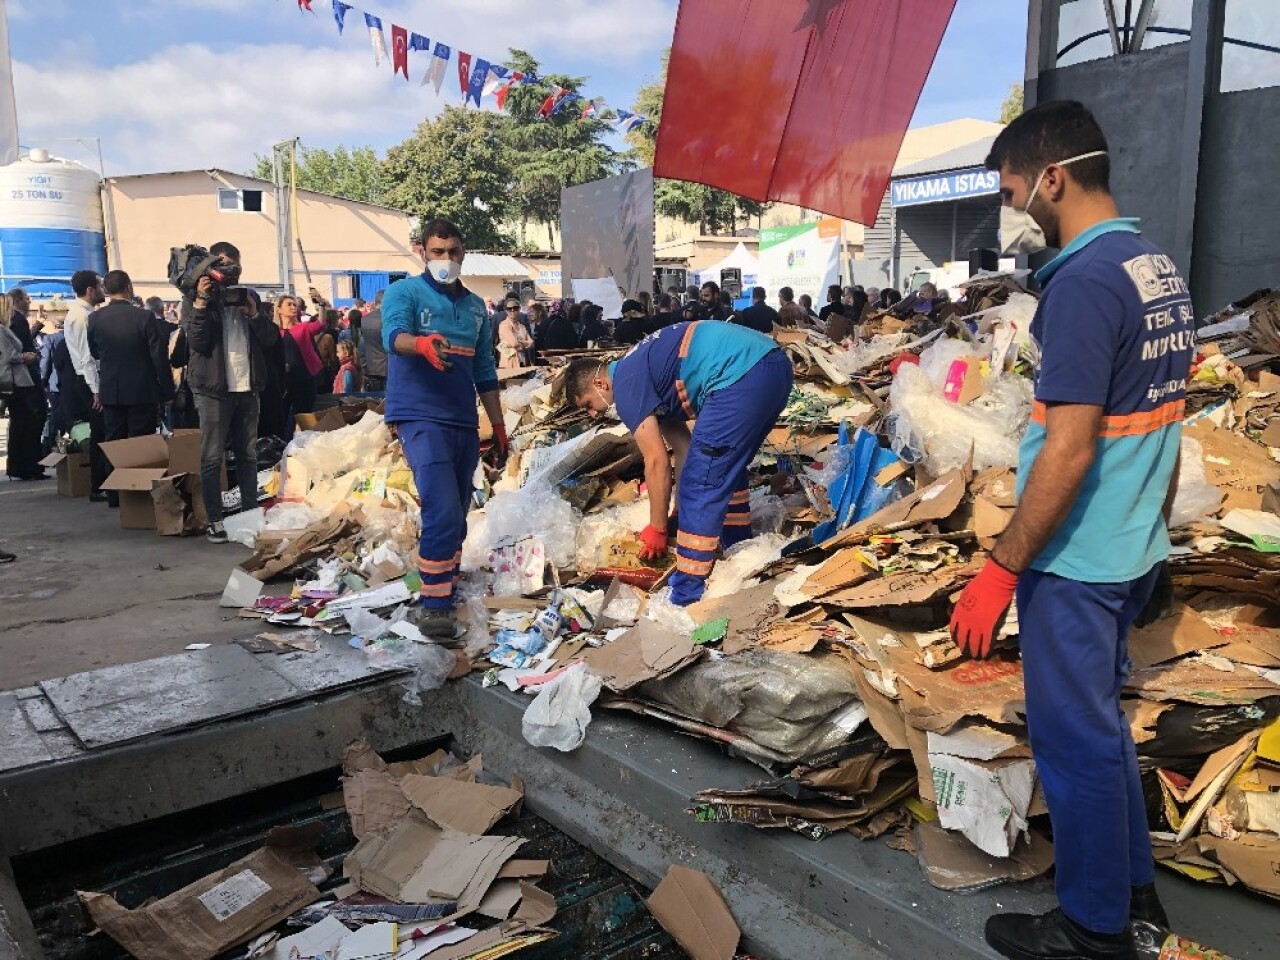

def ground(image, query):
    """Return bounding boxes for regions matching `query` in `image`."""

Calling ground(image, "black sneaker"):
[206,521,229,544]
[986,908,1138,960]
[0,549,15,564]
[408,606,463,643]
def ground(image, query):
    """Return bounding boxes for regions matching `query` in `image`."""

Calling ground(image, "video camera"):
[167,244,248,308]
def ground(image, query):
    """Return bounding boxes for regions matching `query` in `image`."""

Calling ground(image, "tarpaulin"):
[654,0,958,226]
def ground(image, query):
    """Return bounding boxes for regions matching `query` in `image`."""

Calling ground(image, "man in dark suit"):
[734,286,779,334]
[89,270,173,456]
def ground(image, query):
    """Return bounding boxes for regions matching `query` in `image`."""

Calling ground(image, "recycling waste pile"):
[191,276,1280,921]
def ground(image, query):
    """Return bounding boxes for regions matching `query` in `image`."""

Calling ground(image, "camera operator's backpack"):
[167,244,219,297]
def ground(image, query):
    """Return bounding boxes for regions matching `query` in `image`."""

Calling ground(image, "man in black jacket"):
[733,286,779,334]
[89,271,172,451]
[180,242,280,543]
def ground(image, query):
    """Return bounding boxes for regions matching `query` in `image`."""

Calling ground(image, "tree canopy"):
[999,83,1024,124]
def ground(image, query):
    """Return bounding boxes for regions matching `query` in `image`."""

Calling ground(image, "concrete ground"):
[0,453,253,691]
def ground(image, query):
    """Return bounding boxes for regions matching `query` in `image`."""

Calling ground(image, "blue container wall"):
[0,227,108,295]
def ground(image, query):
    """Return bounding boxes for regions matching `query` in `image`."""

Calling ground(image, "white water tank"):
[0,149,107,295]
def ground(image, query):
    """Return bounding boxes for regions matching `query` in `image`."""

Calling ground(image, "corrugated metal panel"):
[861,194,999,289]
[860,192,895,288]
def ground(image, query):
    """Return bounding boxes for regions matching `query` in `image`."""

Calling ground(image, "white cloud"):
[14,41,443,174]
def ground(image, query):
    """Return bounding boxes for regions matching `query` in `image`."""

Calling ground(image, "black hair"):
[71,270,100,296]
[103,270,131,296]
[210,240,241,259]
[659,293,676,311]
[827,285,842,300]
[420,217,463,243]
[700,280,720,296]
[347,308,362,324]
[881,288,902,307]
[985,99,1110,193]
[145,296,164,313]
[779,286,794,302]
[752,286,766,301]
[566,357,606,404]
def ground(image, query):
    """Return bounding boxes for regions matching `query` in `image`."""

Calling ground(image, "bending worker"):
[382,218,508,639]
[567,321,792,606]
[949,101,1194,960]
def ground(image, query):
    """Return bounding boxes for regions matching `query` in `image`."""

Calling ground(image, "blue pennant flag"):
[552,92,582,116]
[467,58,490,108]
[408,32,431,52]
[332,1,352,34]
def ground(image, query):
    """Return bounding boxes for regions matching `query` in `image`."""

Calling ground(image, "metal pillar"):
[1023,0,1059,109]
[270,139,296,295]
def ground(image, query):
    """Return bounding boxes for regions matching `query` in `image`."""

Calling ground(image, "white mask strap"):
[1026,150,1108,210]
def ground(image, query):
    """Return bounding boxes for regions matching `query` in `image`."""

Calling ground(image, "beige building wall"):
[104,170,419,301]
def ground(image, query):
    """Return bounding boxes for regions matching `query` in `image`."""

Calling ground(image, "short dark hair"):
[566,357,606,404]
[420,217,463,243]
[347,308,362,323]
[751,286,766,302]
[71,270,101,296]
[779,286,795,302]
[103,270,131,295]
[700,281,719,296]
[985,99,1110,193]
[374,289,385,304]
[827,285,842,298]
[210,240,241,259]
[659,293,675,310]
[145,296,164,313]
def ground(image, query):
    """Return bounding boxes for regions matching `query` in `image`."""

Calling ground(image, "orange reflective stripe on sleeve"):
[676,556,715,577]
[676,530,720,552]
[673,321,702,418]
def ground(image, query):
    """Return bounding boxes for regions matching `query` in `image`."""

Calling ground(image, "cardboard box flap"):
[101,434,170,470]
[101,467,169,493]
[166,429,204,476]
[39,452,67,468]
[646,866,739,960]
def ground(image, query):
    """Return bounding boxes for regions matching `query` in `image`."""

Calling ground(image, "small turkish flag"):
[391,24,408,79]
[457,52,472,100]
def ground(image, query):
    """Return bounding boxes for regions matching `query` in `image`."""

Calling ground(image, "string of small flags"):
[296,0,651,130]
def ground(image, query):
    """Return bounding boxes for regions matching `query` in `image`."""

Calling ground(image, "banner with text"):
[759,218,842,306]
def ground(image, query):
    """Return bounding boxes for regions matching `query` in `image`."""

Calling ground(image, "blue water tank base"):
[0,148,108,296]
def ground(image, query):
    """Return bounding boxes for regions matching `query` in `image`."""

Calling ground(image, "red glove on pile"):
[638,524,669,561]
[948,558,1018,660]
[414,333,451,371]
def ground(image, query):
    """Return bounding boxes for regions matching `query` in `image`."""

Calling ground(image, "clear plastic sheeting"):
[573,500,651,573]
[704,533,790,600]
[483,481,580,569]
[1169,437,1226,528]
[829,333,912,376]
[521,662,604,751]
[749,492,786,535]
[637,649,864,761]
[643,587,698,636]
[887,361,1033,475]
[285,411,391,484]
[501,375,546,413]
[263,501,322,531]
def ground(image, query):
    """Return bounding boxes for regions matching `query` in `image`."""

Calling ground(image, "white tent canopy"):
[694,241,761,289]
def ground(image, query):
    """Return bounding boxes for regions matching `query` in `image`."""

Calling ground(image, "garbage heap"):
[218,276,1280,900]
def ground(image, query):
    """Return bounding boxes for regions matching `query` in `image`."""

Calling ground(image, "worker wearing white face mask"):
[381,218,508,640]
[951,101,1194,960]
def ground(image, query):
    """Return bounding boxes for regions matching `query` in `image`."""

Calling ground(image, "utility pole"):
[270,138,298,295]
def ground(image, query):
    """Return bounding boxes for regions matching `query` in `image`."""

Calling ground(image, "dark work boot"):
[986,908,1138,960]
[1128,883,1168,929]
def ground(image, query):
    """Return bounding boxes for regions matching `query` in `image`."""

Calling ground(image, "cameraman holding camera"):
[180,241,280,543]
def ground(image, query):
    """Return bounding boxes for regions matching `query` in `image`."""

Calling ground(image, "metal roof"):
[463,253,527,277]
[893,135,999,179]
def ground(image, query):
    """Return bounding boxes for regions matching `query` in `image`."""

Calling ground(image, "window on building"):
[1222,0,1280,92]
[242,189,264,212]
[1056,0,1191,67]
[217,188,241,212]
[217,188,265,212]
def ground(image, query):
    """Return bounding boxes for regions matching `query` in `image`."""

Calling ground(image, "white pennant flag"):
[428,42,451,94]
[364,13,387,67]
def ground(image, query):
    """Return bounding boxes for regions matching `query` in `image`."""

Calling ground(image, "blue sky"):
[9,0,1026,176]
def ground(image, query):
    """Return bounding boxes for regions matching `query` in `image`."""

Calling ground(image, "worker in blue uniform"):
[950,102,1194,960]
[566,321,792,606]
[382,218,508,639]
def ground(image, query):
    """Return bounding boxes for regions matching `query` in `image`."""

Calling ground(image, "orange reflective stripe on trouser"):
[418,556,457,574]
[419,581,454,598]
[676,555,715,577]
[673,321,703,419]
[676,529,719,552]
[722,513,752,526]
[727,489,750,506]
[1031,399,1186,438]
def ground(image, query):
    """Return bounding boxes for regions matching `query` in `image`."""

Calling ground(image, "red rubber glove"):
[949,558,1019,660]
[414,333,451,372]
[638,524,669,561]
[487,422,510,470]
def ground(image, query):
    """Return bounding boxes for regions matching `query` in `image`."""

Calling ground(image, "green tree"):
[999,83,1024,124]
[249,145,388,205]
[498,50,618,248]
[381,106,515,251]
[628,49,764,235]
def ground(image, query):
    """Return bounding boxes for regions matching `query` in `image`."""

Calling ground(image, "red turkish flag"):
[391,24,408,80]
[457,52,472,100]
[654,0,957,225]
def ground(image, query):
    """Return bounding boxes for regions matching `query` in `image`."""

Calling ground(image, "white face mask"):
[998,150,1108,256]
[594,386,618,421]
[426,258,462,284]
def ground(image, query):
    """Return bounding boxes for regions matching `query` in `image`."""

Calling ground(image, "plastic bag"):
[704,533,790,600]
[750,492,786,535]
[886,361,1033,475]
[574,500,651,573]
[483,481,579,569]
[521,662,603,751]
[501,375,546,413]
[643,587,698,635]
[829,333,912,376]
[287,411,392,484]
[396,642,456,704]
[1169,437,1225,528]
[263,501,321,531]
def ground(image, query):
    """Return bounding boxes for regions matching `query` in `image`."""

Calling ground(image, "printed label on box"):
[197,869,271,922]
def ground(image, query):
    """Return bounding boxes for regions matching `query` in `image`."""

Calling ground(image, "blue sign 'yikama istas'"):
[654,0,958,226]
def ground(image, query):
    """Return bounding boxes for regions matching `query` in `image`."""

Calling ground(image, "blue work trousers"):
[1018,562,1162,935]
[670,351,793,605]
[398,420,479,610]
